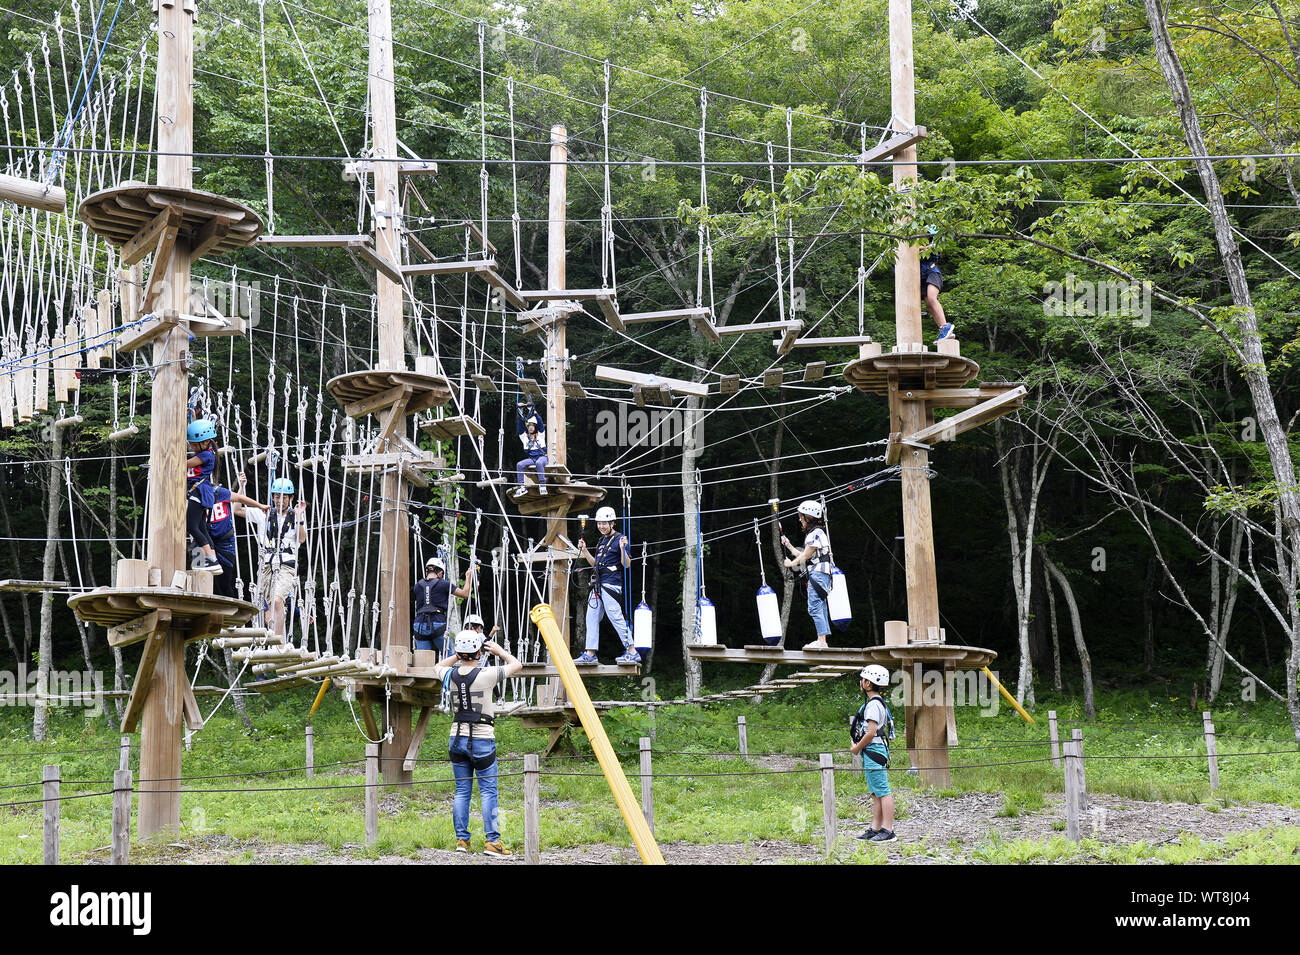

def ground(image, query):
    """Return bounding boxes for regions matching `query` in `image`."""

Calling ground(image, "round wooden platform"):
[77,182,263,253]
[326,368,455,417]
[513,482,607,516]
[843,350,980,395]
[859,644,997,668]
[69,587,258,629]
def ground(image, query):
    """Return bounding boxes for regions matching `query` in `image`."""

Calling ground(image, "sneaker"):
[455,839,471,853]
[856,828,880,841]
[574,652,599,666]
[614,649,641,665]
[868,829,897,843]
[483,840,513,858]
[192,555,223,575]
[538,486,548,496]
[935,323,955,342]
[512,486,529,499]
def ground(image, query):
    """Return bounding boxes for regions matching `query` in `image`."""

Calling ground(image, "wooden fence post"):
[1048,710,1060,769]
[364,743,378,846]
[1071,729,1087,811]
[648,703,656,741]
[524,753,540,864]
[305,725,315,779]
[42,765,60,865]
[639,737,654,833]
[819,753,837,855]
[737,716,748,758]
[111,769,132,864]
[118,735,130,772]
[1202,711,1219,791]
[1063,740,1081,841]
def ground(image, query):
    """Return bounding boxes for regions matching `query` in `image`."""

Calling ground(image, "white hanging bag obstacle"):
[820,497,851,632]
[634,541,653,656]
[697,593,717,646]
[753,519,782,644]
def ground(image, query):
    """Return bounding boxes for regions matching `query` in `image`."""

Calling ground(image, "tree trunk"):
[995,421,1035,706]
[1208,516,1245,702]
[33,424,64,742]
[0,478,35,661]
[1143,556,1158,673]
[1042,550,1095,719]
[1045,558,1062,692]
[1146,0,1300,737]
[680,398,703,700]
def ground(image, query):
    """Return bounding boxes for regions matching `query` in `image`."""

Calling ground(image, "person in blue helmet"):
[243,476,307,638]
[185,419,222,573]
[575,506,637,665]
[207,472,268,599]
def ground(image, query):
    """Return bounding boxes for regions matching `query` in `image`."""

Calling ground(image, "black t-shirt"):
[414,576,451,618]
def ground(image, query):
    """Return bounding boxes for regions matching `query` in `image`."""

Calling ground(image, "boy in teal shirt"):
[850,664,897,843]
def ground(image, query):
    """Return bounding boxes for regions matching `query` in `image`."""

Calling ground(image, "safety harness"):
[850,694,895,767]
[448,666,496,771]
[262,509,298,570]
[589,532,626,604]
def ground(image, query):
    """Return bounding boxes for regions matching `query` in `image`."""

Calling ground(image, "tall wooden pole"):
[137,0,196,840]
[370,0,413,784]
[544,126,570,704]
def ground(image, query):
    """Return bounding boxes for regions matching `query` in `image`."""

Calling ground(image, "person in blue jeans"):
[850,664,897,843]
[434,630,523,856]
[512,401,549,497]
[412,557,474,654]
[781,499,835,649]
[575,506,638,665]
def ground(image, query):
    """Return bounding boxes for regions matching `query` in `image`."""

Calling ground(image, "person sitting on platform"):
[513,400,549,498]
[413,557,475,654]
[576,506,637,665]
[185,419,223,574]
[851,664,897,843]
[244,477,307,639]
[781,499,835,650]
[435,629,523,857]
[206,472,267,599]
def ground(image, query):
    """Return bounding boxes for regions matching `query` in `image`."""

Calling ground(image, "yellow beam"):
[529,604,665,865]
[309,678,332,719]
[981,666,1034,724]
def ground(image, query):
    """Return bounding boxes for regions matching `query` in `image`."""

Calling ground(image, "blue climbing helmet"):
[271,477,295,496]
[186,419,217,443]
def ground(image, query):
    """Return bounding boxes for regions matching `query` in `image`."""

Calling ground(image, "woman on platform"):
[781,499,835,649]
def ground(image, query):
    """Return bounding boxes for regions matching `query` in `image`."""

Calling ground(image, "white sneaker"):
[538,486,548,495]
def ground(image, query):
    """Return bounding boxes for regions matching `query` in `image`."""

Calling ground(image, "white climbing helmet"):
[453,629,485,655]
[595,506,617,522]
[797,500,823,520]
[427,558,445,572]
[860,664,891,687]
[464,613,485,630]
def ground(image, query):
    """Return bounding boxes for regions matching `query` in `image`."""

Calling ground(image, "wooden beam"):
[402,706,434,771]
[476,266,527,309]
[563,380,587,400]
[471,374,497,393]
[903,386,1027,447]
[342,451,440,470]
[776,335,877,349]
[120,204,183,266]
[401,258,496,277]
[0,171,67,213]
[108,610,161,649]
[596,293,624,331]
[256,233,369,248]
[190,215,233,260]
[763,368,784,389]
[803,361,826,382]
[516,287,617,302]
[141,218,182,313]
[777,322,802,355]
[181,678,204,730]
[120,621,170,733]
[0,579,68,592]
[619,306,712,324]
[716,319,802,337]
[860,125,928,166]
[595,365,709,398]
[344,382,413,419]
[342,158,439,179]
[517,377,544,398]
[373,388,413,445]
[354,240,404,284]
[718,374,739,395]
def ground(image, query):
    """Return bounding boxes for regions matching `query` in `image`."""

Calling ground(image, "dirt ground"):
[109,789,1299,865]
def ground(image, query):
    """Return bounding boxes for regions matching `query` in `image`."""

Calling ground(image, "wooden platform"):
[419,414,485,442]
[78,182,263,255]
[0,579,68,592]
[68,587,257,646]
[686,643,995,667]
[843,348,980,395]
[326,368,454,418]
[512,482,606,516]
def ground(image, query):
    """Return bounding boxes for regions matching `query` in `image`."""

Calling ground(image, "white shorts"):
[257,564,298,606]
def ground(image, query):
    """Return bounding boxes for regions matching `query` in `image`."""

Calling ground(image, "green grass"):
[0,681,1297,864]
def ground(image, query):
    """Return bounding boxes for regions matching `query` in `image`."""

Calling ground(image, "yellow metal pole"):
[529,603,665,865]
[308,678,332,719]
[981,666,1035,724]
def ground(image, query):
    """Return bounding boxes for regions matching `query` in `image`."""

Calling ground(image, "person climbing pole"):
[207,472,267,599]
[512,399,548,498]
[921,228,953,342]
[576,506,638,665]
[244,477,307,639]
[413,557,474,654]
[185,419,222,574]
[781,499,834,649]
[435,629,523,857]
[851,664,897,843]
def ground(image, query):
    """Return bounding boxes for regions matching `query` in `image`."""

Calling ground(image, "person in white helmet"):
[780,499,834,649]
[243,476,307,639]
[851,664,896,843]
[413,557,475,654]
[434,629,522,856]
[576,505,636,665]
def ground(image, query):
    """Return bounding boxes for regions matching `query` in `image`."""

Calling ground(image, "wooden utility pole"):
[370,0,413,784]
[543,125,570,705]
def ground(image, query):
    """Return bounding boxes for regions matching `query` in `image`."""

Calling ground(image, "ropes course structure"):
[0,0,1040,836]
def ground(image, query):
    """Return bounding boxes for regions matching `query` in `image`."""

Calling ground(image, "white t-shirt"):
[434,664,503,740]
[245,507,304,568]
[804,527,832,568]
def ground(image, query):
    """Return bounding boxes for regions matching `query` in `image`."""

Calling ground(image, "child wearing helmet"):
[512,400,549,497]
[576,506,637,664]
[412,557,475,654]
[851,664,897,843]
[185,419,222,574]
[207,472,268,598]
[781,499,834,649]
[434,629,523,856]
[920,228,954,343]
[243,476,307,639]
